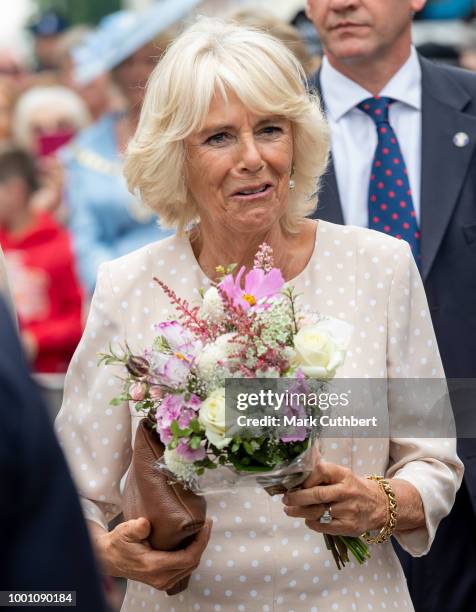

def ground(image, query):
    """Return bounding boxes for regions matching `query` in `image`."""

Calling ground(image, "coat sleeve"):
[0,298,107,611]
[55,261,132,530]
[64,164,117,295]
[384,240,464,556]
[0,245,16,322]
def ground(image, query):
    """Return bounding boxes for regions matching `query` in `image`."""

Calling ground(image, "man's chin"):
[326,39,376,64]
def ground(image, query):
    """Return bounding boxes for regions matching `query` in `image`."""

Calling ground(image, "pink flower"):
[148,351,191,388]
[175,438,206,462]
[219,266,284,310]
[162,354,191,387]
[155,321,202,357]
[280,373,309,443]
[150,321,203,388]
[129,382,147,401]
[149,386,164,400]
[156,393,202,446]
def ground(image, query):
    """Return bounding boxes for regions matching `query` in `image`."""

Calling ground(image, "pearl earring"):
[289,163,296,190]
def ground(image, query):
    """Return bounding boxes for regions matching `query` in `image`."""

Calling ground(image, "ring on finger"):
[319,505,333,524]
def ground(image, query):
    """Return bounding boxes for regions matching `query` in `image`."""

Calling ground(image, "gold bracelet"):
[362,475,398,544]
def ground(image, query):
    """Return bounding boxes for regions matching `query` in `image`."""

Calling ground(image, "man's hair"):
[0,146,39,192]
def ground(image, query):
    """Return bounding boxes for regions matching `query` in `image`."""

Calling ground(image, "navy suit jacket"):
[0,298,107,611]
[309,56,476,511]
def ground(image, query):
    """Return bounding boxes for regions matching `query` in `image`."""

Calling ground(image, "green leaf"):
[189,419,201,433]
[190,436,202,450]
[110,394,129,406]
[170,420,181,436]
[243,441,255,456]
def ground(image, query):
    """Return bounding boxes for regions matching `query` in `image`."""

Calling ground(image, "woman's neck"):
[190,219,316,283]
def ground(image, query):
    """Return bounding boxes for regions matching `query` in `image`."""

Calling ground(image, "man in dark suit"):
[305,1,476,610]
[0,297,107,611]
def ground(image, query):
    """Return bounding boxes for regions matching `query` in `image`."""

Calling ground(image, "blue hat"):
[72,0,200,86]
[29,9,69,37]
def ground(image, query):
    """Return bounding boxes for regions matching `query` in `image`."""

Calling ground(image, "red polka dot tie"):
[357,96,420,264]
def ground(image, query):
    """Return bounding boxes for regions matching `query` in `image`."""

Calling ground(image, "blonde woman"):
[56,18,463,611]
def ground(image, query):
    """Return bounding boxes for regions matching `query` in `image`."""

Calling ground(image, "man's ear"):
[411,0,428,14]
[304,0,312,21]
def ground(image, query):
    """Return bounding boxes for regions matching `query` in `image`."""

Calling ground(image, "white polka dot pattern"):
[55,221,462,611]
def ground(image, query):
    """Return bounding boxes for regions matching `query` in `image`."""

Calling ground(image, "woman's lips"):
[230,184,274,202]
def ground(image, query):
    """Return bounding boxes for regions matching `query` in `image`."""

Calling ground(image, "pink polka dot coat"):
[56,221,463,612]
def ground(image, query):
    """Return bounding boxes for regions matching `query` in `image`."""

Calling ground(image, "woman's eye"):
[259,126,283,137]
[205,132,230,146]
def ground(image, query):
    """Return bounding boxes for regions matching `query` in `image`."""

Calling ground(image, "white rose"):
[196,333,241,381]
[293,318,353,379]
[198,387,232,449]
[199,286,225,322]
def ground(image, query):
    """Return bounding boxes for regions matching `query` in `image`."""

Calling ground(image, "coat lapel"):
[315,156,344,224]
[309,72,344,224]
[420,57,476,280]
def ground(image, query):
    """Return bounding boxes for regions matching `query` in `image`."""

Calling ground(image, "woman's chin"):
[230,211,280,234]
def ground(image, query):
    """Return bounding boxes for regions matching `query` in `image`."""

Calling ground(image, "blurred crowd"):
[1,0,476,380]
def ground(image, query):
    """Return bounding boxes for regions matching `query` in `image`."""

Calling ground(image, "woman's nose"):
[238,136,264,173]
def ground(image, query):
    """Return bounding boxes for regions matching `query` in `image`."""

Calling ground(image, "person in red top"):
[0,146,83,372]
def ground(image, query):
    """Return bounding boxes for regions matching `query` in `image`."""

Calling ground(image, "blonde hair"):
[124,17,329,234]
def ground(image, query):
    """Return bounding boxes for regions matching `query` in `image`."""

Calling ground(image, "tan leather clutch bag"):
[122,418,207,595]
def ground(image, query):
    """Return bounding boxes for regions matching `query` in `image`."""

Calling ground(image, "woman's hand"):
[282,461,389,537]
[91,517,212,591]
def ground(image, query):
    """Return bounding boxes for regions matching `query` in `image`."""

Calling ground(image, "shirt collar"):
[320,46,422,121]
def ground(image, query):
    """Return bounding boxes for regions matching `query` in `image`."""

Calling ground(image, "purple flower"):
[146,351,190,388]
[156,393,182,444]
[175,438,206,462]
[156,393,202,446]
[162,354,191,387]
[156,321,202,356]
[220,266,284,310]
[149,322,203,388]
[280,376,309,443]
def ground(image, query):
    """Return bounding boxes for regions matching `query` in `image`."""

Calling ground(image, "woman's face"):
[26,106,78,155]
[114,42,158,109]
[185,91,294,235]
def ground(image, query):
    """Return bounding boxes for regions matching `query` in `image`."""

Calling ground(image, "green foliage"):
[189,436,202,450]
[153,336,171,353]
[214,262,238,281]
[109,392,130,406]
[36,0,121,26]
[133,399,154,413]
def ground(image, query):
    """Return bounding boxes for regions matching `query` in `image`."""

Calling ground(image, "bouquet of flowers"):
[99,244,370,569]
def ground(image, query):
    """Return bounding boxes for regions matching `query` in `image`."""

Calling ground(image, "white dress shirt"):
[320,47,422,227]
